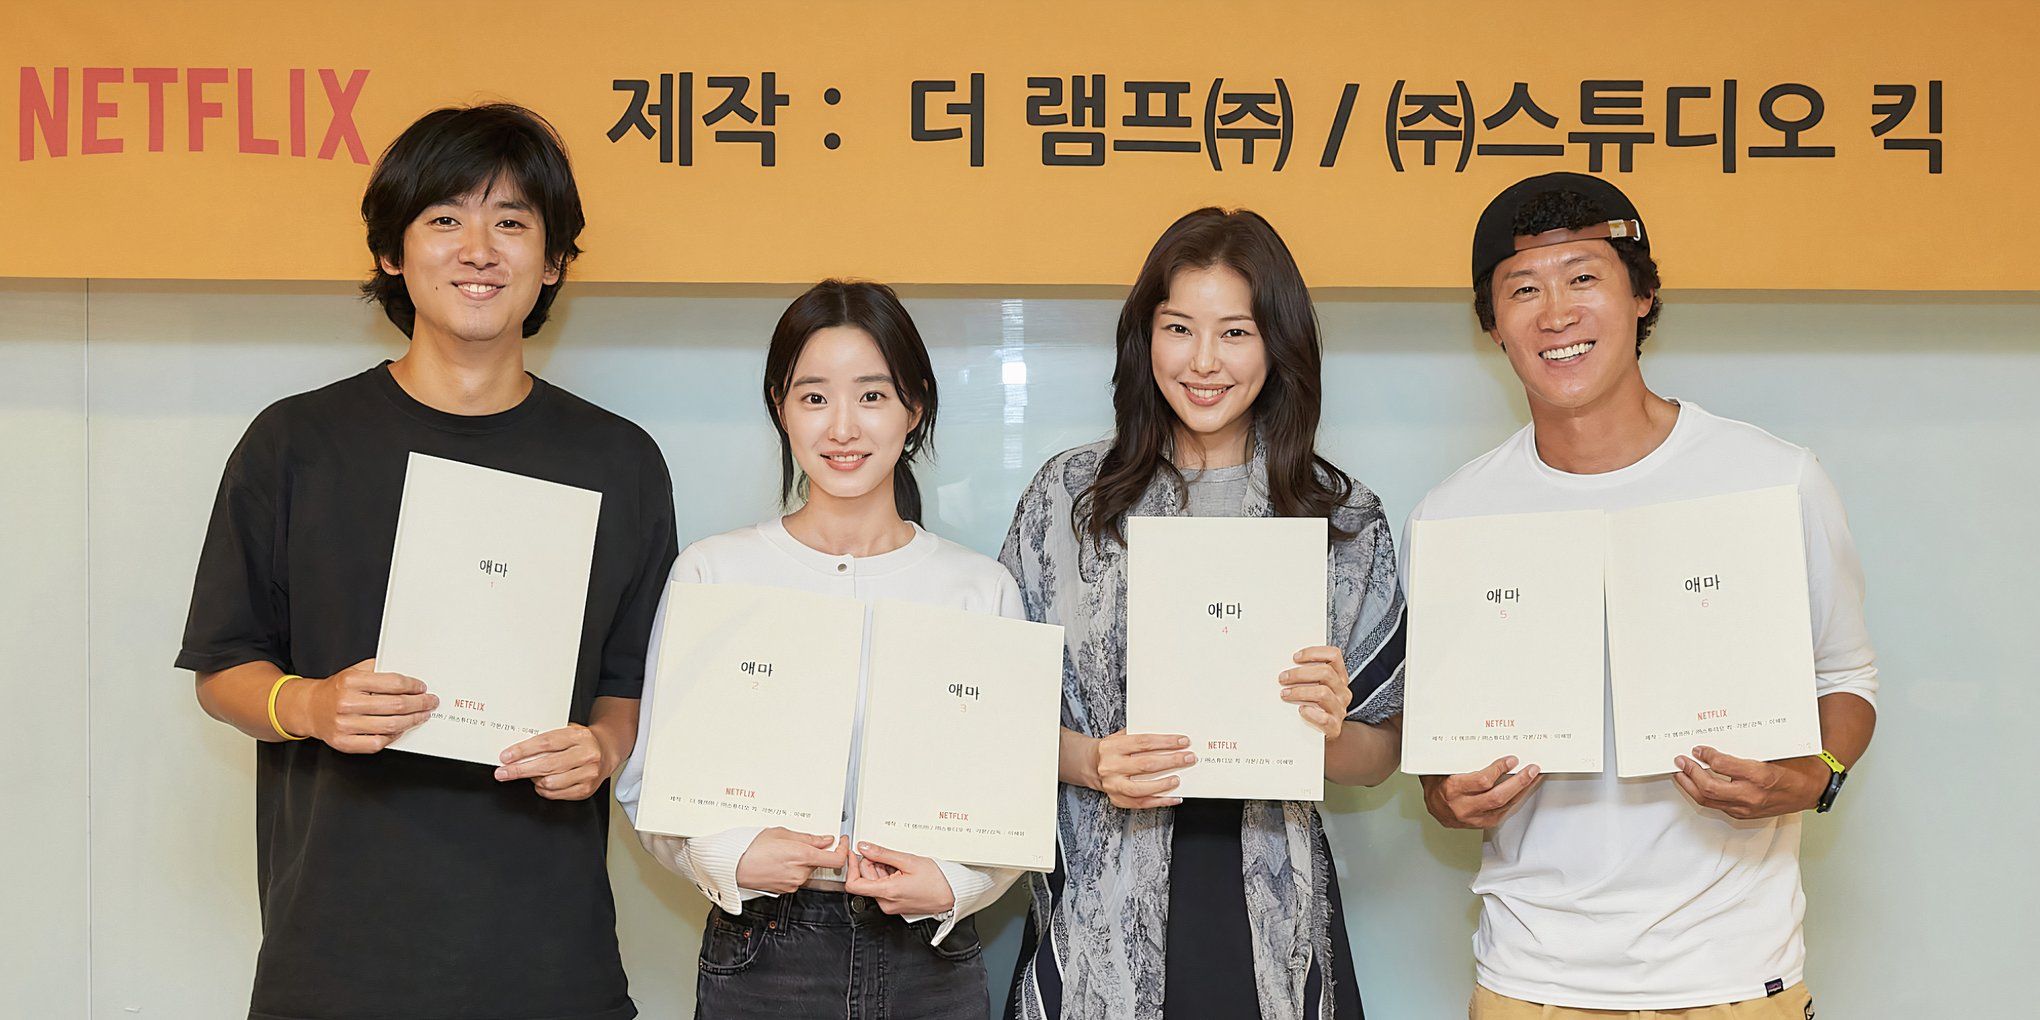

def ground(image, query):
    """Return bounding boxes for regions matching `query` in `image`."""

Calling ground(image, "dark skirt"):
[1007,800,1365,1019]
[1161,798,1363,1020]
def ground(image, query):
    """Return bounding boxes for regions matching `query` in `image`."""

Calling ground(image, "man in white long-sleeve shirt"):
[1411,172,1878,1019]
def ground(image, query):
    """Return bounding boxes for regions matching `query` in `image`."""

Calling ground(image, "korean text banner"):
[7,1,2036,289]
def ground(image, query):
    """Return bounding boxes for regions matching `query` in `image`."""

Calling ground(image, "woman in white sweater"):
[614,280,1023,1019]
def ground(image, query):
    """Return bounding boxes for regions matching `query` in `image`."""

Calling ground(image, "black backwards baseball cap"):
[1471,172,1649,289]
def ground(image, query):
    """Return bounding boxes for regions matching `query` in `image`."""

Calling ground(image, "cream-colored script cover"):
[1402,510,1608,775]
[633,583,865,837]
[1606,485,1820,778]
[853,600,1064,871]
[378,453,602,765]
[1126,516,1328,801]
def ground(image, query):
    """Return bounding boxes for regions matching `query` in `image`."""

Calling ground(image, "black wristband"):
[1815,768,1848,813]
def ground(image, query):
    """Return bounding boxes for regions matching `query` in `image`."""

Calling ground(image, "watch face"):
[1818,769,1848,812]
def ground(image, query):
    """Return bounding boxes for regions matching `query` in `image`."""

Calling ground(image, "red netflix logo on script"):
[18,67,370,162]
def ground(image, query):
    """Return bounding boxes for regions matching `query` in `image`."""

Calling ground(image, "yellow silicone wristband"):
[1816,750,1847,773]
[267,674,308,741]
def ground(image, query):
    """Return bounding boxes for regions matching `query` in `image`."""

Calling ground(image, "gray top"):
[1181,461,1251,518]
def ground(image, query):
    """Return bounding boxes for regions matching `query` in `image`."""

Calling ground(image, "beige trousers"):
[1471,984,1815,1019]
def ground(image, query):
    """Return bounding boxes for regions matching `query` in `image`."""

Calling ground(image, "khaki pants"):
[1471,984,1815,1019]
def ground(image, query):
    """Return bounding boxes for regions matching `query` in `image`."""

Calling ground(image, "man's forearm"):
[1780,691,1876,807]
[195,660,293,741]
[1326,715,1402,787]
[1815,690,1875,766]
[588,695,640,776]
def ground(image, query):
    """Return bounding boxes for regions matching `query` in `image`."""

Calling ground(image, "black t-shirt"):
[177,363,677,1020]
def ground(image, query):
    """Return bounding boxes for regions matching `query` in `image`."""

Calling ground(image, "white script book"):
[854,600,1064,871]
[1126,516,1328,801]
[1605,485,1820,777]
[1402,510,1608,775]
[378,453,603,765]
[633,583,865,838]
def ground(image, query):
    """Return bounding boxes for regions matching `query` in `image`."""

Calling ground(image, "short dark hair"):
[359,103,585,339]
[762,280,940,525]
[1472,189,1662,354]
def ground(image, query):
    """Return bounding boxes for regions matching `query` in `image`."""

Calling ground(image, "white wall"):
[2,279,2033,1018]
[1,280,90,1017]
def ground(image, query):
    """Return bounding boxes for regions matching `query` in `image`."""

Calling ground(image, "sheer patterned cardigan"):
[999,437,1406,1020]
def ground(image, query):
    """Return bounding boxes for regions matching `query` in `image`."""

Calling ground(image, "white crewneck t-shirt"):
[614,516,1027,944]
[1404,402,1879,1010]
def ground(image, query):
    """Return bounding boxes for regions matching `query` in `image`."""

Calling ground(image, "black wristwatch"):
[1814,750,1848,813]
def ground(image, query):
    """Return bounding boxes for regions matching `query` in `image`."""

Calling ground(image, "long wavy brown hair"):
[1076,207,1354,547]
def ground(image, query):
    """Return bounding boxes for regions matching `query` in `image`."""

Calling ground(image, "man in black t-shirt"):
[178,104,676,1020]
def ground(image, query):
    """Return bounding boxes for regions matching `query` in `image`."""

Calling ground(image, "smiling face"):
[1487,239,1655,412]
[1150,263,1269,465]
[379,176,559,347]
[776,325,920,506]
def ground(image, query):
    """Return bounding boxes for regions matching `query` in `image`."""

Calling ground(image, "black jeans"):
[695,887,989,1020]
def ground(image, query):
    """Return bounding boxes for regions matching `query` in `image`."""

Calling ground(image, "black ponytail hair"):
[761,280,939,524]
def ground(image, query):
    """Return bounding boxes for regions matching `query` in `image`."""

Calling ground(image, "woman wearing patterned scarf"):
[1000,208,1407,1020]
